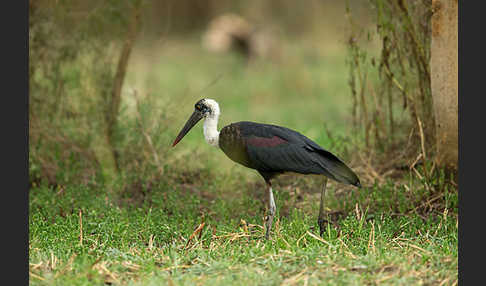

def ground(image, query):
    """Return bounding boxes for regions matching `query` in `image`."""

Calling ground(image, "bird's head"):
[172,99,220,147]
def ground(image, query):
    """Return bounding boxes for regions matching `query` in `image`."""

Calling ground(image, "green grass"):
[30,37,457,285]
[29,171,457,285]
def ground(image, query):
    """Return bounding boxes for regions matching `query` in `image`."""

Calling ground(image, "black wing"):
[236,121,360,186]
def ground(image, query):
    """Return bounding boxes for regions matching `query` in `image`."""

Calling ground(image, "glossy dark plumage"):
[219,121,360,186]
[172,99,361,239]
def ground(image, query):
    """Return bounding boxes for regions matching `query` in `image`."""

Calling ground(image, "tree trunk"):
[105,0,143,174]
[431,0,458,170]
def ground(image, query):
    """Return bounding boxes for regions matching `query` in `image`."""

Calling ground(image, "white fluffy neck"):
[202,99,220,147]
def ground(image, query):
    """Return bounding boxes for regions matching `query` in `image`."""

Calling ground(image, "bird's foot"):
[318,217,327,237]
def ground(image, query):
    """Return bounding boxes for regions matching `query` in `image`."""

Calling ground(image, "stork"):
[172,99,361,239]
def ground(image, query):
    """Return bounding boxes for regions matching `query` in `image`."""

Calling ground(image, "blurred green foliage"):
[346,0,433,160]
[29,0,371,187]
[29,0,151,185]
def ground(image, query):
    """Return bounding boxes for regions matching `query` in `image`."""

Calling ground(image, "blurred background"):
[30,0,449,203]
[29,0,379,187]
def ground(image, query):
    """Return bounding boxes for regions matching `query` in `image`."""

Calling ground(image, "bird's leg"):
[318,177,328,237]
[264,183,276,240]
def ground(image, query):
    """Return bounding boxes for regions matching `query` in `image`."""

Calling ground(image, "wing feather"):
[234,121,360,186]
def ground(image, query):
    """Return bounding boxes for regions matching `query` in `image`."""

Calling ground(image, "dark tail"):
[313,149,361,187]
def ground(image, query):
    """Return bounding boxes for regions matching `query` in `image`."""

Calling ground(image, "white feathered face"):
[195,98,220,118]
[172,99,220,147]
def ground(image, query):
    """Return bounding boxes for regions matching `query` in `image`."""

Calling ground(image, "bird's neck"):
[203,113,220,147]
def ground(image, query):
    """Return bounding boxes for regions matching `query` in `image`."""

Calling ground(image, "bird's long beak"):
[172,110,204,147]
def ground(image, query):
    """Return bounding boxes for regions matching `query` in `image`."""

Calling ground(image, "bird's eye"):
[196,104,201,110]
